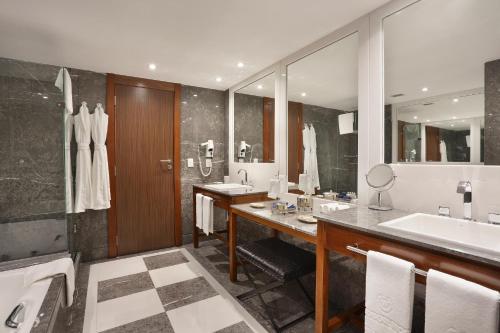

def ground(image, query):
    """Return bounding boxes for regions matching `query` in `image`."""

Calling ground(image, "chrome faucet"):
[456,181,472,221]
[238,169,248,185]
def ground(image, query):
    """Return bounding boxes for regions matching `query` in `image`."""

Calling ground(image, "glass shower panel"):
[0,58,68,262]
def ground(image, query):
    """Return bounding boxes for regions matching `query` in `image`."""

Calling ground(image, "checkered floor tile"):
[82,248,266,333]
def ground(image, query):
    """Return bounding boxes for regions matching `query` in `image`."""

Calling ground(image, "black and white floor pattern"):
[82,248,267,333]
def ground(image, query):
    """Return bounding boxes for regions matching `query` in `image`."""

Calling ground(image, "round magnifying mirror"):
[366,164,395,211]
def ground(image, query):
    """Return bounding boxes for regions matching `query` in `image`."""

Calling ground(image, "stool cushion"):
[236,238,315,282]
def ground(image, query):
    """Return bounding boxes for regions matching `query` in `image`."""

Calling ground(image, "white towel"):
[278,174,288,194]
[24,258,75,307]
[196,193,204,229]
[268,178,280,199]
[298,174,312,194]
[365,251,415,333]
[202,196,213,235]
[54,68,73,114]
[425,269,500,333]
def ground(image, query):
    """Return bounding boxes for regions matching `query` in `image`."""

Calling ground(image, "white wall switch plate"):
[205,159,212,168]
[187,158,194,168]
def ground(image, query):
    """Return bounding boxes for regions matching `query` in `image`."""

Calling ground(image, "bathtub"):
[0,267,52,333]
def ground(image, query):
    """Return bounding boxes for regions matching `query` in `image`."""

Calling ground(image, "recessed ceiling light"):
[461,120,465,122]
[421,87,429,92]
[43,96,48,99]
[148,63,157,70]
[451,124,455,127]
[181,101,187,104]
[257,85,263,90]
[301,92,307,97]
[426,119,430,122]
[237,62,244,68]
[215,77,222,82]
[193,94,198,97]
[453,98,459,103]
[413,116,418,120]
[452,116,457,119]
[215,105,219,108]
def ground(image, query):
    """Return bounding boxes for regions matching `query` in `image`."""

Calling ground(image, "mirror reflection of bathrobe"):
[74,102,92,213]
[90,104,111,210]
[303,124,320,190]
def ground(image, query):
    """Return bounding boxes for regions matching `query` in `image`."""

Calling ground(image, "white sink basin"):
[379,213,500,257]
[205,183,251,190]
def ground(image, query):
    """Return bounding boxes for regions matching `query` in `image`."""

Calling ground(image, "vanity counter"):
[314,205,500,268]
[193,183,268,197]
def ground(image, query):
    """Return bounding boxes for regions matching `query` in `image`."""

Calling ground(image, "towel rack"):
[346,245,428,277]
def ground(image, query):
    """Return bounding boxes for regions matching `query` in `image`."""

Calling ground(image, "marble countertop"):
[314,206,500,268]
[231,201,317,236]
[193,183,268,197]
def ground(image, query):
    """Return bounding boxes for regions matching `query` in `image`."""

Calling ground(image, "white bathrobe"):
[309,125,320,190]
[74,102,92,213]
[303,125,320,191]
[303,126,311,176]
[54,68,74,213]
[440,140,448,162]
[90,104,111,210]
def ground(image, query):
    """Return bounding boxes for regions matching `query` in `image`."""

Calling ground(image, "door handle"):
[160,159,173,171]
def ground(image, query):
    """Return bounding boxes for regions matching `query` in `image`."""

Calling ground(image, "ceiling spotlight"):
[421,87,429,92]
[426,119,430,122]
[237,62,244,68]
[148,63,157,70]
[453,98,459,103]
[193,94,198,97]
[215,105,219,108]
[181,101,187,104]
[451,124,455,127]
[215,77,222,82]
[452,116,457,119]
[301,92,307,97]
[257,85,263,90]
[413,116,418,120]
[43,96,48,99]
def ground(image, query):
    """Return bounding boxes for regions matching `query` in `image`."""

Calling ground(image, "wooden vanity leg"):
[316,221,329,333]
[229,209,238,282]
[193,190,199,248]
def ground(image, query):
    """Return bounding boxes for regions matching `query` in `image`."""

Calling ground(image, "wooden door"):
[426,125,441,162]
[288,101,304,184]
[262,97,275,162]
[107,75,181,257]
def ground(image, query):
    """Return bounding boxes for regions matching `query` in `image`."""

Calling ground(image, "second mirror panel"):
[287,33,359,194]
[234,72,275,163]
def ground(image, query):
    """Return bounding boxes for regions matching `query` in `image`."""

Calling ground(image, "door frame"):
[106,73,182,257]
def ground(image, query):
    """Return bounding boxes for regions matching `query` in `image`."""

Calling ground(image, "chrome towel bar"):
[346,245,428,277]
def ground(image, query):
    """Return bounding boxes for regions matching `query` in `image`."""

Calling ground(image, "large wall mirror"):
[234,72,275,163]
[384,0,500,165]
[287,32,359,193]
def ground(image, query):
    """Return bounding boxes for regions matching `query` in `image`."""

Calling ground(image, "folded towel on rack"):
[298,174,312,194]
[365,251,415,333]
[202,196,213,235]
[425,269,500,333]
[196,193,204,229]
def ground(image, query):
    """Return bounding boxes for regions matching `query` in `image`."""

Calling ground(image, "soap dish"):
[297,215,317,224]
[250,202,265,209]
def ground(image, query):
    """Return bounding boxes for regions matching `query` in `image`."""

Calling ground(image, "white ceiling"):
[0,0,389,90]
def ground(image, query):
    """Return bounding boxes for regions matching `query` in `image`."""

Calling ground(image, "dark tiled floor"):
[101,313,174,333]
[97,271,154,302]
[157,276,218,311]
[185,240,360,333]
[143,251,188,270]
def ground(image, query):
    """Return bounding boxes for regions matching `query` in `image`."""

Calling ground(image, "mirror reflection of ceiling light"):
[450,124,455,127]
[301,92,307,97]
[421,87,429,92]
[237,62,244,68]
[148,63,156,70]
[426,119,430,122]
[43,96,48,99]
[413,116,418,120]
[215,77,222,82]
[453,98,459,103]
[193,94,198,97]
[257,85,263,90]
[452,116,457,119]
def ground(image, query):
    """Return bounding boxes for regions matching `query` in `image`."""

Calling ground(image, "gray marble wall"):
[485,59,500,165]
[0,58,67,261]
[302,104,358,193]
[233,93,263,162]
[180,86,228,244]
